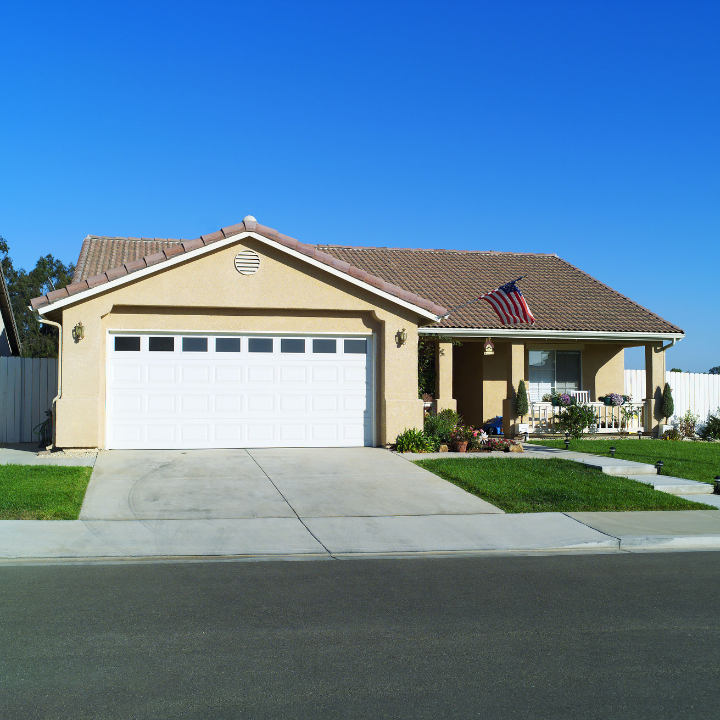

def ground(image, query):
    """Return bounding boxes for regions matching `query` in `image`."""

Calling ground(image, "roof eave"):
[418,327,685,342]
[0,265,22,355]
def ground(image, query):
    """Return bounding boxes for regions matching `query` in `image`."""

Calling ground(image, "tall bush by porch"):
[515,380,529,421]
[660,382,674,422]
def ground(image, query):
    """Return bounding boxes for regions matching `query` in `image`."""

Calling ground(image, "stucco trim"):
[36,231,442,321]
[418,327,685,342]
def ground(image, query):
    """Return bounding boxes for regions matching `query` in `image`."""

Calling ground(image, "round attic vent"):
[234,249,261,275]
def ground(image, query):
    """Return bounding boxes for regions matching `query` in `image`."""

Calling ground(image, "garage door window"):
[182,337,208,352]
[281,339,305,353]
[248,338,273,353]
[344,339,367,354]
[216,338,241,353]
[313,339,336,353]
[149,337,174,352]
[114,336,141,352]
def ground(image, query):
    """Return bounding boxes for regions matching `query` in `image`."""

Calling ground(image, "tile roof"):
[31,219,447,317]
[31,218,683,335]
[316,246,683,333]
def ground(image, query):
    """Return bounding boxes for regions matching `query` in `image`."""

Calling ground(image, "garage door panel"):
[280,366,306,384]
[215,395,243,413]
[147,365,175,383]
[147,395,176,413]
[107,333,373,449]
[248,366,274,383]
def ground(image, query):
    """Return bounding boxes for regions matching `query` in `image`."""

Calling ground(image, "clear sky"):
[1,1,717,371]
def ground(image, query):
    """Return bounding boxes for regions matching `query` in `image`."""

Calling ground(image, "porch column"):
[644,343,666,437]
[502,342,524,436]
[435,341,457,413]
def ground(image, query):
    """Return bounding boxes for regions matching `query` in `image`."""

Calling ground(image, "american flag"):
[479,279,535,325]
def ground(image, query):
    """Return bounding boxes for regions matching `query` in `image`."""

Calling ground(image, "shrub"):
[424,408,461,444]
[660,382,674,421]
[662,427,681,441]
[699,409,720,441]
[677,409,700,439]
[554,404,599,440]
[515,380,529,419]
[396,428,433,453]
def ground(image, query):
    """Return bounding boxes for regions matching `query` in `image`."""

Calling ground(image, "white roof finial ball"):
[243,215,257,223]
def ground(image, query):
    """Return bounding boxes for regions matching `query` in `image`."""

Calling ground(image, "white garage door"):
[106,333,373,449]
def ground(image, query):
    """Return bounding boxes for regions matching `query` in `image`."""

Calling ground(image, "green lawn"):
[0,465,93,520]
[527,438,720,485]
[415,457,716,513]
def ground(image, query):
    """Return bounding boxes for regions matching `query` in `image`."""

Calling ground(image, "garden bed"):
[414,457,716,513]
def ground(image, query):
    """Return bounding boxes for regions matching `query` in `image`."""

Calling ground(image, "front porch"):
[527,401,646,434]
[422,335,669,437]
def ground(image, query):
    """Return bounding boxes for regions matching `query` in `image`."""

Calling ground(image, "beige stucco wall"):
[51,237,426,448]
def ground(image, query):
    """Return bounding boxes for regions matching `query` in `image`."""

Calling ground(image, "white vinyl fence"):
[625,370,720,426]
[0,358,58,444]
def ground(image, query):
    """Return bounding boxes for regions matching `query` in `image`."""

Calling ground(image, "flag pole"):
[437,276,528,320]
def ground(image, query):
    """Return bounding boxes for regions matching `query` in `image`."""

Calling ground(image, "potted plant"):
[450,424,474,452]
[601,393,624,406]
[515,379,529,422]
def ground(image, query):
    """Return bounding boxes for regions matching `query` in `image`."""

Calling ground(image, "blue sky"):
[1,1,717,371]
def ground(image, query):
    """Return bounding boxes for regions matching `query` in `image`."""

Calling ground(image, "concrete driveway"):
[81,447,500,521]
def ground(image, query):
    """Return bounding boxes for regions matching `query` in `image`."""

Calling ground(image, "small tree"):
[660,382,674,423]
[515,380,529,422]
[709,366,720,375]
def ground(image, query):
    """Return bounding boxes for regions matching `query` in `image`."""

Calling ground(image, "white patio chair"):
[570,390,590,404]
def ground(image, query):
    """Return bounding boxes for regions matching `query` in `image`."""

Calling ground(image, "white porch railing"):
[528,401,645,434]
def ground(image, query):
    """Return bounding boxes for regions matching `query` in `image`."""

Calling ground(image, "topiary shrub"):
[660,382,674,422]
[395,428,433,453]
[554,404,599,440]
[515,380,529,421]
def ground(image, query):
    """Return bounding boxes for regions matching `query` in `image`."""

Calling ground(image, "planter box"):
[515,423,529,434]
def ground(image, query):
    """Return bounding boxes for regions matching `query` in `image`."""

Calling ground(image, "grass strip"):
[0,464,93,520]
[415,457,716,513]
[527,438,720,485]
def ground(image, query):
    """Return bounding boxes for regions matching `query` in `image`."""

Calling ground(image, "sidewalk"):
[1,445,719,562]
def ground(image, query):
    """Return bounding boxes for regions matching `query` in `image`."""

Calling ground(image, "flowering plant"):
[468,429,488,450]
[485,438,513,452]
[607,393,624,406]
[558,393,573,406]
[450,424,475,443]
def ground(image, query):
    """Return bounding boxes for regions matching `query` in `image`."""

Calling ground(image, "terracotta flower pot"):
[453,441,468,453]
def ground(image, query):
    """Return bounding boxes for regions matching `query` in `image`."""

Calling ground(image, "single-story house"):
[1,264,21,356]
[30,216,683,449]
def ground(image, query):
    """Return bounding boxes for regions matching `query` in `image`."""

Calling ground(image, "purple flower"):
[608,393,624,406]
[560,393,572,406]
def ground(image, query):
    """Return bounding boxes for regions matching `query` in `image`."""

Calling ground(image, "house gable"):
[31,219,445,321]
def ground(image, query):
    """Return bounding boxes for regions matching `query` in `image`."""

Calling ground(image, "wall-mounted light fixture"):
[72,321,85,342]
[395,328,407,347]
[483,338,495,356]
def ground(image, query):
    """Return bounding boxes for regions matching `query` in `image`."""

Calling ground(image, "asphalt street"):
[2,552,719,719]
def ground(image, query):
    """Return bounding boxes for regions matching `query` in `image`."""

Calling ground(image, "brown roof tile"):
[36,220,682,334]
[315,246,683,334]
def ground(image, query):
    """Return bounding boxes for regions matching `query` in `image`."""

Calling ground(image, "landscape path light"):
[714,476,720,495]
[610,446,616,458]
[656,460,664,475]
